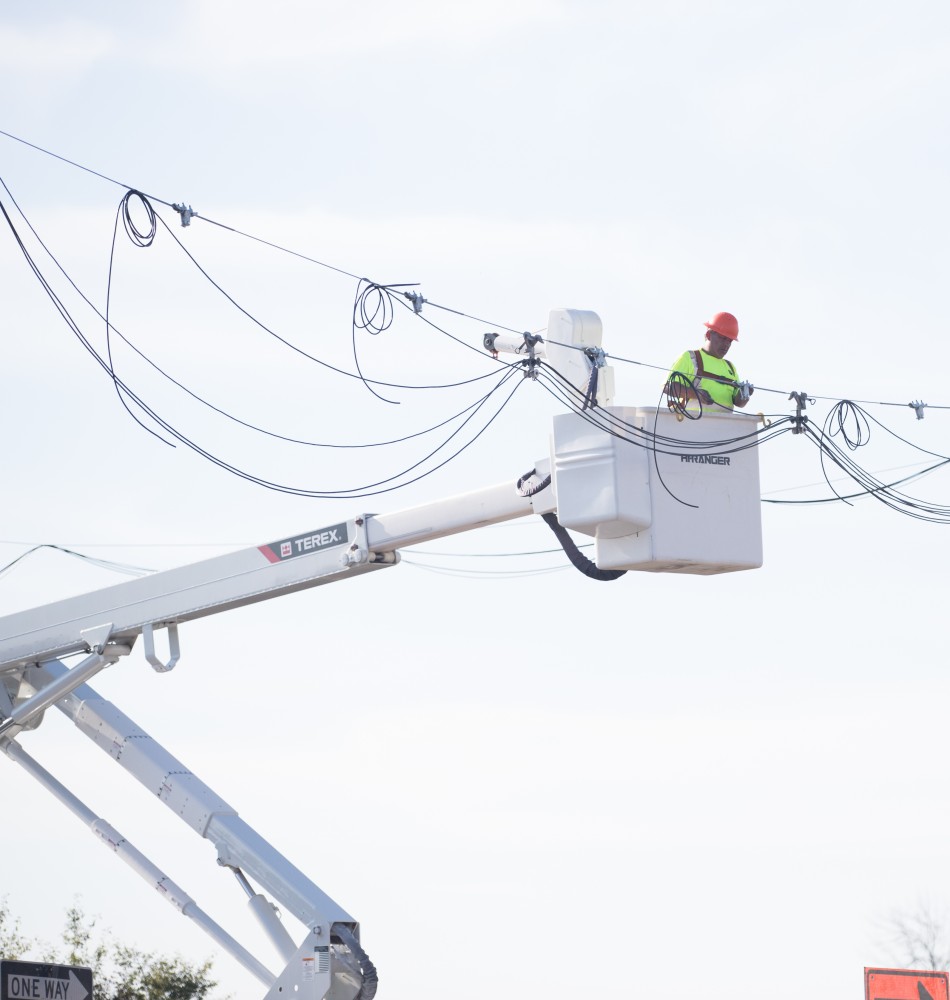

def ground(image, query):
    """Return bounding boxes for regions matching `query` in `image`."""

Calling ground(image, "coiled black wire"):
[105,190,169,444]
[121,190,157,247]
[352,279,401,403]
[794,400,950,520]
[0,190,530,499]
[7,134,950,522]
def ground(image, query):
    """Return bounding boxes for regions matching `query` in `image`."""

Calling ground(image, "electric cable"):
[352,279,402,403]
[400,558,570,578]
[0,129,529,342]
[403,543,594,557]
[789,402,950,521]
[541,360,950,521]
[535,361,793,457]
[6,131,950,422]
[141,198,507,393]
[9,132,950,523]
[106,190,174,445]
[1,175,523,457]
[6,127,950,421]
[0,544,153,580]
[0,190,530,499]
[762,458,950,505]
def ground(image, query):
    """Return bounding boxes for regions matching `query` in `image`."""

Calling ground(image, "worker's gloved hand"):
[734,381,754,405]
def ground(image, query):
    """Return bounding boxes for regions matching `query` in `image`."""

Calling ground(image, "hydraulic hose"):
[333,924,379,1000]
[540,512,627,581]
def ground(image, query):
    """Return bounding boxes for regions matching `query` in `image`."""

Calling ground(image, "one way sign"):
[0,961,92,1000]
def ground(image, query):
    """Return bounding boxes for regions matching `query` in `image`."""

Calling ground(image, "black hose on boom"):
[540,512,627,582]
[333,924,379,1000]
[515,469,626,581]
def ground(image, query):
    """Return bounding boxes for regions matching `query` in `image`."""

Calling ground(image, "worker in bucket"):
[665,311,754,411]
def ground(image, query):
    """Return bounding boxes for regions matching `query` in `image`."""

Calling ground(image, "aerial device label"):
[679,454,731,466]
[259,523,350,563]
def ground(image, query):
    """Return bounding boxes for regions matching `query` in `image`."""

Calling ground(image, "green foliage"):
[0,899,32,960]
[0,898,223,1000]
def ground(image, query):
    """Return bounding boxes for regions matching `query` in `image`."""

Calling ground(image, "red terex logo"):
[865,967,950,1000]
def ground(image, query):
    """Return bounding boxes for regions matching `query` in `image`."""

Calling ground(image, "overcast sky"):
[2,3,950,1000]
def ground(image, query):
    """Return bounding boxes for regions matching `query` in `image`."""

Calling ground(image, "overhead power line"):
[3,128,950,523]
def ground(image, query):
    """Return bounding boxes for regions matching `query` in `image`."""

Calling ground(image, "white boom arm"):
[0,479,547,1000]
[0,309,763,1000]
[0,477,535,676]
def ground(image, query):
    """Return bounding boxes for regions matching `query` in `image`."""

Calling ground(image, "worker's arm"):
[732,381,754,408]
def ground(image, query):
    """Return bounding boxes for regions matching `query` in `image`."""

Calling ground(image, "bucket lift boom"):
[0,309,763,1000]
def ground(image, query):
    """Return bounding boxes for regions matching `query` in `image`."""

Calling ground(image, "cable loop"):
[354,280,398,337]
[828,400,870,450]
[664,371,703,420]
[121,190,157,248]
[351,279,403,403]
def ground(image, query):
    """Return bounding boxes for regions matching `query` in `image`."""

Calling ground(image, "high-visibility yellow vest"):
[668,349,738,409]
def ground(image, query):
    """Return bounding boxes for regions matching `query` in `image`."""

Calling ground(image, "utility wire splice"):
[909,400,927,420]
[404,289,426,314]
[171,202,198,227]
[520,331,543,380]
[789,391,810,435]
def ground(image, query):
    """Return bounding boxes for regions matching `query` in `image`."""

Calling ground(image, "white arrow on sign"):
[5,970,89,1000]
[67,971,88,1000]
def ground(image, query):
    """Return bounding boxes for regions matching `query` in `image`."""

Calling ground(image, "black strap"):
[692,350,736,388]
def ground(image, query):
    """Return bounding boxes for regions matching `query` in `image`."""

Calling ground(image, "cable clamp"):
[521,332,542,380]
[734,380,754,405]
[789,391,810,434]
[171,203,198,227]
[909,399,927,420]
[405,290,426,314]
[584,346,607,368]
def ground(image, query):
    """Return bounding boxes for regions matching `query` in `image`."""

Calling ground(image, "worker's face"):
[705,331,733,358]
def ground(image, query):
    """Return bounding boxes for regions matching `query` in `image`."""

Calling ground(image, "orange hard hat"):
[704,311,739,341]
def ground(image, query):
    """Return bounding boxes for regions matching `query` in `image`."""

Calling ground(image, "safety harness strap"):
[690,350,735,384]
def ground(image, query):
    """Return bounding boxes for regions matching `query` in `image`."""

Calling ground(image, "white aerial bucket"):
[551,406,763,575]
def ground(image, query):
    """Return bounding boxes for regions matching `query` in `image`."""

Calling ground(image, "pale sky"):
[2,3,950,1000]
